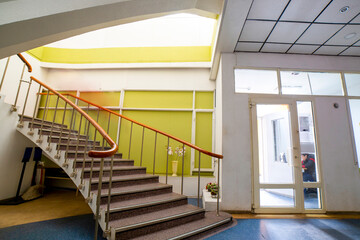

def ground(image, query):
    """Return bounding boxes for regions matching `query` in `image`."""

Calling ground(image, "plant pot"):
[172,160,178,176]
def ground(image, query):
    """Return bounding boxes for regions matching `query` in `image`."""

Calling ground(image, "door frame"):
[250,96,325,213]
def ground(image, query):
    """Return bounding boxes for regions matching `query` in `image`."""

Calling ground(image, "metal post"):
[128,122,133,159]
[11,64,26,112]
[153,132,157,175]
[140,127,145,166]
[0,56,10,92]
[197,152,201,207]
[55,102,68,159]
[80,120,91,187]
[47,96,60,151]
[106,112,111,146]
[165,137,169,184]
[217,158,220,216]
[37,90,50,142]
[94,158,105,240]
[181,143,185,195]
[27,84,41,133]
[88,128,98,199]
[72,115,83,173]
[106,156,114,232]
[64,107,76,164]
[18,79,33,126]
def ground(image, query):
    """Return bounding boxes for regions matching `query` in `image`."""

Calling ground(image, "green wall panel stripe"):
[79,92,120,107]
[195,112,213,169]
[195,92,213,109]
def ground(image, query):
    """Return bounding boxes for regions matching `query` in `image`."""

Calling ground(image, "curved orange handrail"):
[17,53,32,73]
[31,77,118,158]
[48,93,223,159]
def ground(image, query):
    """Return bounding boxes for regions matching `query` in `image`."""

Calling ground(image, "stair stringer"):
[16,123,109,236]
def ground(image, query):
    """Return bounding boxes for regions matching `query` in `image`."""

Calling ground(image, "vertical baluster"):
[64,107,76,165]
[80,120,91,189]
[165,137,170,184]
[47,96,60,151]
[87,128,98,199]
[94,158,105,240]
[19,79,33,126]
[128,122,133,159]
[197,152,201,207]
[106,112,111,146]
[181,143,185,195]
[37,90,50,143]
[106,155,114,232]
[117,118,122,151]
[140,127,145,166]
[55,101,67,159]
[27,84,41,133]
[153,132,157,175]
[11,64,26,112]
[0,56,10,92]
[217,158,220,216]
[72,114,83,174]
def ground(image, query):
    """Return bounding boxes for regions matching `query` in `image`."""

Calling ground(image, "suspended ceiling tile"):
[281,0,330,22]
[239,21,276,42]
[351,14,360,23]
[267,22,310,43]
[314,46,347,55]
[247,0,288,20]
[316,0,360,23]
[261,43,292,53]
[287,44,320,54]
[326,25,360,45]
[297,24,344,44]
[235,42,262,52]
[340,46,360,55]
[354,40,360,46]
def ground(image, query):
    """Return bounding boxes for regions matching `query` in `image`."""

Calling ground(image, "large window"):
[234,69,278,94]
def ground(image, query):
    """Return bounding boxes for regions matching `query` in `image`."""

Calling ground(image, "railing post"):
[140,127,145,167]
[153,132,157,175]
[87,128,98,200]
[165,137,169,184]
[197,152,201,207]
[55,101,68,159]
[128,122,133,159]
[106,156,114,233]
[18,78,33,127]
[181,143,185,195]
[72,114,83,175]
[0,57,10,92]
[217,158,220,216]
[80,120,91,190]
[94,158,105,240]
[11,64,26,112]
[64,107,76,166]
[47,96,60,151]
[27,84,41,133]
[37,90,50,143]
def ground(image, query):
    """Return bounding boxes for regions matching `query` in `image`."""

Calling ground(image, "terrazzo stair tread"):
[56,144,105,151]
[102,192,187,212]
[93,174,157,184]
[75,159,134,168]
[67,151,123,159]
[48,136,100,145]
[96,182,171,197]
[20,115,68,128]
[82,165,143,174]
[130,211,233,240]
[111,204,202,233]
[28,122,77,134]
[39,129,87,139]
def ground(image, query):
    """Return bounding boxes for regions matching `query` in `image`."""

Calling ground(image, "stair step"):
[20,115,67,129]
[97,183,172,204]
[28,122,77,134]
[112,205,204,239]
[83,166,145,179]
[130,212,233,240]
[75,159,134,169]
[90,174,158,191]
[48,136,100,146]
[56,143,105,151]
[103,193,188,221]
[39,129,88,140]
[66,151,123,159]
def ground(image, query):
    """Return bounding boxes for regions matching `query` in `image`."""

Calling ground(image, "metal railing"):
[14,53,224,239]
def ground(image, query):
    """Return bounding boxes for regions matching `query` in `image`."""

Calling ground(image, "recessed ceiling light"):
[344,32,357,39]
[291,72,299,76]
[339,6,350,13]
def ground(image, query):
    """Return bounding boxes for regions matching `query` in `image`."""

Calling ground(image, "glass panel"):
[260,188,295,207]
[308,72,343,96]
[304,188,321,209]
[235,69,278,94]
[257,104,294,184]
[348,99,360,168]
[281,71,343,96]
[280,71,312,95]
[345,73,360,96]
[297,101,319,182]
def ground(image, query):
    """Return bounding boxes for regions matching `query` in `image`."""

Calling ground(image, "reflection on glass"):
[297,101,319,183]
[304,188,321,209]
[260,188,295,207]
[235,69,278,94]
[281,71,343,96]
[345,73,360,96]
[257,104,294,184]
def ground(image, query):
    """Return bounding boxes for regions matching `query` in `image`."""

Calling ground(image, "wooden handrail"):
[44,93,223,159]
[31,77,118,158]
[16,53,32,73]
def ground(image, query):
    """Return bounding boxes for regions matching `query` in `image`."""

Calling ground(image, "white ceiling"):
[234,0,360,56]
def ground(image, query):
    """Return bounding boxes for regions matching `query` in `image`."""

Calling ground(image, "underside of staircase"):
[17,116,232,240]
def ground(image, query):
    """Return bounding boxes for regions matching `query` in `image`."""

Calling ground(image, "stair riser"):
[39,130,88,140]
[66,152,122,159]
[83,168,145,179]
[101,187,173,205]
[115,211,205,240]
[91,177,159,191]
[21,116,67,129]
[29,123,77,134]
[75,160,134,169]
[57,145,104,151]
[48,138,99,146]
[108,198,188,221]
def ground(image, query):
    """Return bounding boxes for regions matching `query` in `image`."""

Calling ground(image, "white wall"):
[0,97,35,200]
[221,52,360,212]
[43,67,215,91]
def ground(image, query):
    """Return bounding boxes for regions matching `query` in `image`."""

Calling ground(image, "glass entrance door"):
[251,99,323,213]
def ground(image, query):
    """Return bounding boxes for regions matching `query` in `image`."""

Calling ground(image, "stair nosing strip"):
[84,167,145,172]
[114,208,204,233]
[100,184,171,197]
[92,175,158,184]
[108,195,187,213]
[168,217,232,240]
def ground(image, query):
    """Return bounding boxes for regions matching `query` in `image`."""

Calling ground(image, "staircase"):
[17,116,232,239]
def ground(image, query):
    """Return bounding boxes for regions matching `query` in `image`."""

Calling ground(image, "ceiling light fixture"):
[339,6,350,13]
[344,32,357,39]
